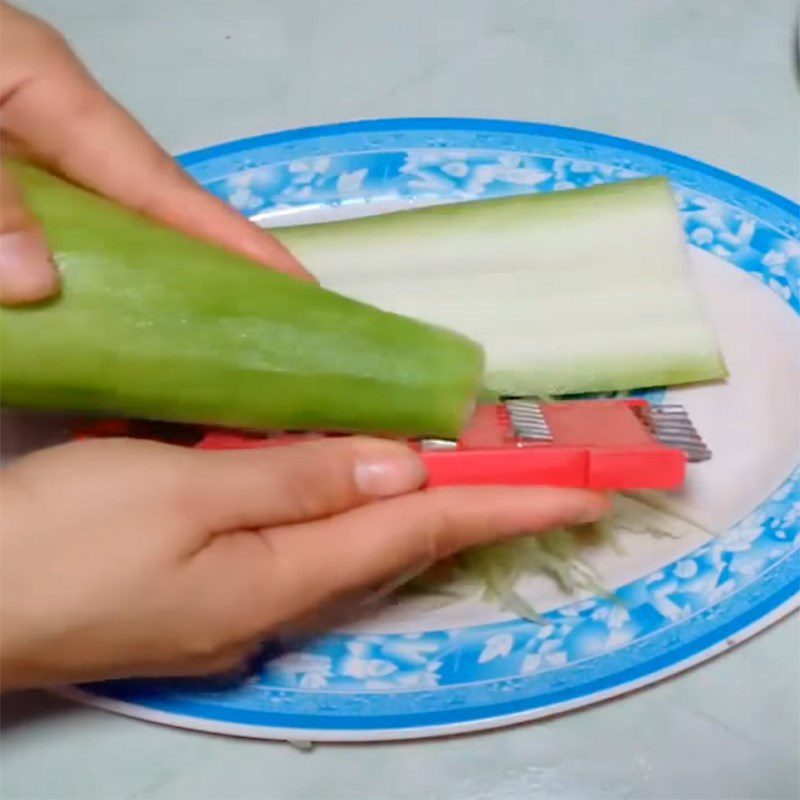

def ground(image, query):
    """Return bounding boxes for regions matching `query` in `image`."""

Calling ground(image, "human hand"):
[0,2,310,306]
[0,437,609,690]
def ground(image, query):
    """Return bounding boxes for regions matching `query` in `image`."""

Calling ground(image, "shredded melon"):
[402,495,712,620]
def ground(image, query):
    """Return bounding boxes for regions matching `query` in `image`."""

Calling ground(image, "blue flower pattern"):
[89,122,799,732]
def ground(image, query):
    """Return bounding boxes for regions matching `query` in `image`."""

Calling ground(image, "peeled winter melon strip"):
[275,177,727,396]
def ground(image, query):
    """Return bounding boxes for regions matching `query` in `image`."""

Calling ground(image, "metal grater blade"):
[639,404,712,463]
[504,399,554,442]
[419,438,459,451]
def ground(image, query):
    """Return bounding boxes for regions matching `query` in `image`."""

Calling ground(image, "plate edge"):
[175,116,799,216]
[55,593,799,742]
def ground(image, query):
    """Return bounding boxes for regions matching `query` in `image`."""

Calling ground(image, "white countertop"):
[2,2,799,798]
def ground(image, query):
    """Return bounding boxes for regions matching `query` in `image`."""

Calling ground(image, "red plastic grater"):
[72,399,710,491]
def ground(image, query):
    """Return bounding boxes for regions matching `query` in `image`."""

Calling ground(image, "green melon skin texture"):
[0,162,484,438]
[275,177,728,396]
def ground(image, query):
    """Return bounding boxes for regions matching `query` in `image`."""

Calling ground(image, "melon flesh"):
[276,177,727,396]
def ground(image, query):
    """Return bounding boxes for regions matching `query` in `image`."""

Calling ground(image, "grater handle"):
[421,446,686,490]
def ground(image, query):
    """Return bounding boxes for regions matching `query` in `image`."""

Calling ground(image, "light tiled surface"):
[2,2,798,798]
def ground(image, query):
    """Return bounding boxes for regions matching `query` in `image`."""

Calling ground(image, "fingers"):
[132,643,258,682]
[217,485,611,629]
[0,161,60,305]
[181,437,427,534]
[0,4,313,281]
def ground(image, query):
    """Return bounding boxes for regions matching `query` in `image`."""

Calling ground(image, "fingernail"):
[354,448,427,498]
[0,231,60,305]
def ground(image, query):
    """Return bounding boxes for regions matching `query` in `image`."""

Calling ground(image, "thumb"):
[180,436,429,535]
[0,162,60,305]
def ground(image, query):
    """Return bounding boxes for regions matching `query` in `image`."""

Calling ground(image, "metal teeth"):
[419,438,458,451]
[647,404,712,463]
[420,402,711,463]
[504,399,553,442]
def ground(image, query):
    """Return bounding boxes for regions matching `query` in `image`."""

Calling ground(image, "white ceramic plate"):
[6,118,796,741]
